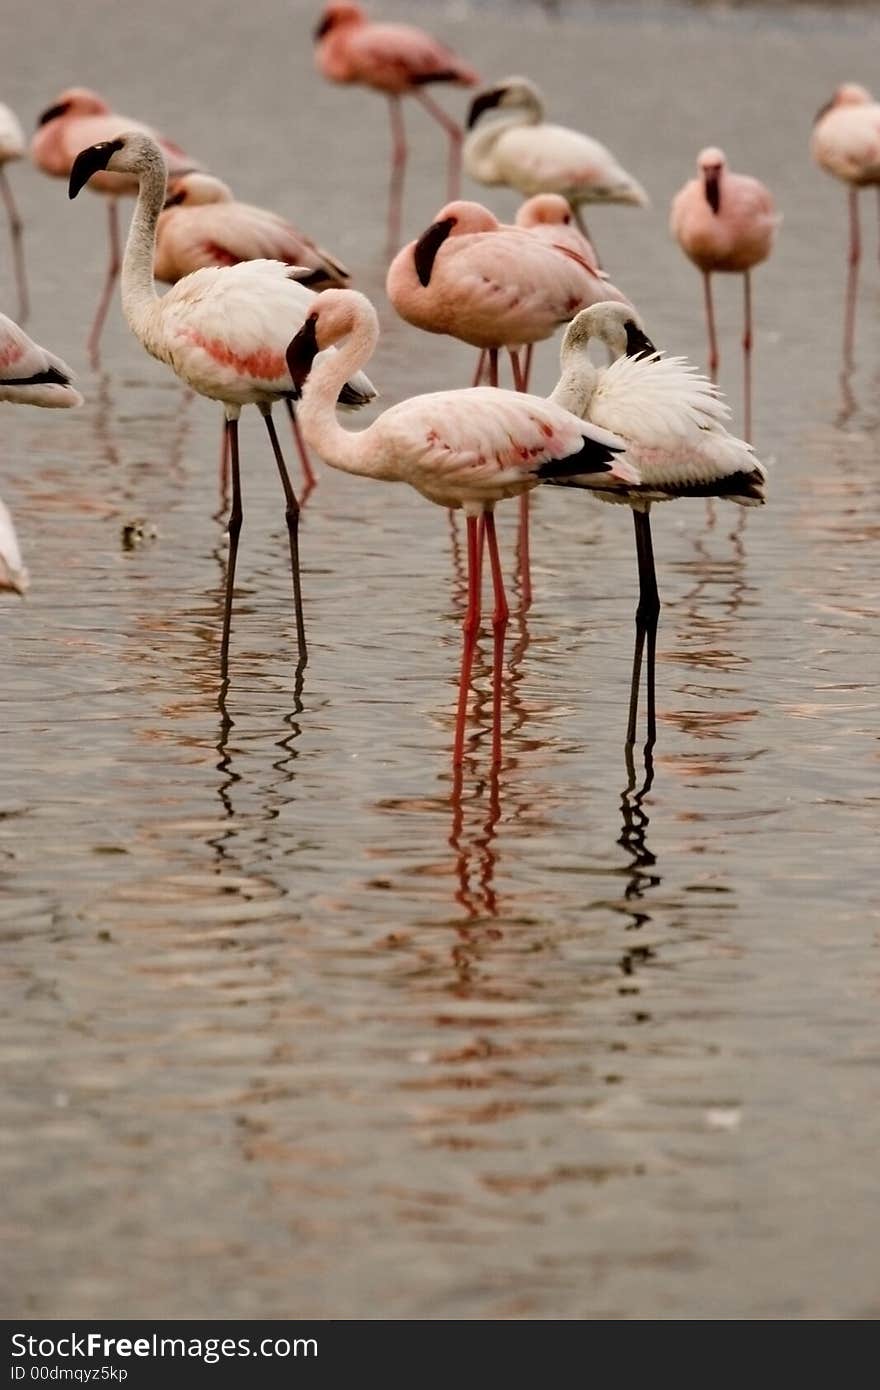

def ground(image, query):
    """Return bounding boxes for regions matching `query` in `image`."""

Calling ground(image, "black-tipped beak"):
[814,97,834,125]
[313,14,333,40]
[286,314,320,390]
[413,217,455,287]
[68,139,124,198]
[162,189,186,209]
[466,87,505,129]
[624,321,657,359]
[37,101,70,127]
[703,168,721,214]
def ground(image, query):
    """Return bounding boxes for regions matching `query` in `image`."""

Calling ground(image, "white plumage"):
[0,103,25,163]
[0,312,83,408]
[0,495,27,595]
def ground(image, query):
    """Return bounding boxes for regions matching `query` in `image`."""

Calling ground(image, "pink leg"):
[472,350,487,386]
[508,349,532,611]
[453,514,483,767]
[0,168,28,323]
[703,270,718,381]
[508,348,527,392]
[285,398,317,495]
[487,348,499,388]
[387,95,407,256]
[483,511,509,768]
[414,89,463,202]
[218,416,230,508]
[844,185,860,369]
[742,270,753,443]
[522,343,534,392]
[87,199,121,366]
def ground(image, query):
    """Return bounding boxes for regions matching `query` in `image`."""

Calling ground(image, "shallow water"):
[2,0,879,1320]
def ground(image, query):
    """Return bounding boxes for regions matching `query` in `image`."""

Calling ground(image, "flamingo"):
[156,170,351,491]
[670,147,779,440]
[463,77,648,252]
[811,84,880,366]
[548,301,766,744]
[386,198,628,601]
[515,192,602,267]
[68,133,376,675]
[0,103,28,321]
[284,287,640,766]
[0,495,27,595]
[31,88,200,363]
[1,310,83,407]
[313,2,479,253]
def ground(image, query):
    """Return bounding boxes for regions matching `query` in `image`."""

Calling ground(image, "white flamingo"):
[0,103,28,321]
[67,133,375,673]
[284,287,640,766]
[549,301,766,743]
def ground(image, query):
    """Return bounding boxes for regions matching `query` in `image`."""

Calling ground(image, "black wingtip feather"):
[536,433,621,481]
[2,366,72,388]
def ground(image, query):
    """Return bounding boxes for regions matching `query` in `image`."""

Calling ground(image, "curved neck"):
[120,153,166,340]
[297,314,389,479]
[549,348,600,417]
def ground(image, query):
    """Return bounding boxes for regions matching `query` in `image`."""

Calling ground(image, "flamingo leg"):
[626,508,660,747]
[218,416,230,508]
[413,89,463,202]
[87,198,121,366]
[472,350,487,386]
[261,407,307,665]
[284,398,317,494]
[703,270,718,381]
[844,185,860,369]
[220,416,243,679]
[387,95,407,256]
[742,269,753,442]
[522,343,534,392]
[0,168,28,323]
[487,348,499,388]
[508,349,533,611]
[453,514,483,766]
[483,510,509,768]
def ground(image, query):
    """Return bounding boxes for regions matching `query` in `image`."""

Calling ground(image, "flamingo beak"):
[413,217,456,287]
[624,321,657,359]
[814,97,834,124]
[286,314,320,391]
[313,14,333,40]
[37,101,72,127]
[68,139,124,198]
[163,189,186,209]
[466,88,505,129]
[703,168,721,214]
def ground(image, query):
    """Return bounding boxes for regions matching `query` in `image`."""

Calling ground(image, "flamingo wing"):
[345,22,477,86]
[496,124,646,204]
[0,312,82,407]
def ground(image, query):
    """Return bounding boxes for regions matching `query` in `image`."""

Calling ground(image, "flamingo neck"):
[550,349,601,417]
[120,151,166,343]
[298,313,388,479]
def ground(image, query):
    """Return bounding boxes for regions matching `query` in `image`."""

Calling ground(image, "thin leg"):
[627,509,660,746]
[742,270,753,442]
[522,343,534,392]
[387,95,407,256]
[285,398,317,493]
[844,185,860,369]
[487,348,499,388]
[0,169,28,323]
[483,511,509,767]
[703,270,718,381]
[453,515,483,767]
[472,350,487,386]
[508,348,526,392]
[261,408,307,664]
[414,89,463,202]
[87,199,121,366]
[220,417,242,678]
[507,349,533,610]
[218,416,230,508]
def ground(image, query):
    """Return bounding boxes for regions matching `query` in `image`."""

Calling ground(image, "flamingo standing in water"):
[386,198,627,602]
[548,301,766,744]
[313,2,479,253]
[0,103,28,321]
[156,170,351,492]
[68,133,375,674]
[285,287,640,766]
[31,88,200,363]
[811,84,880,366]
[670,147,779,440]
[463,77,648,255]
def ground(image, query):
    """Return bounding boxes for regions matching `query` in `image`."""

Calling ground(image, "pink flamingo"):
[0,103,28,321]
[550,301,766,744]
[156,170,351,491]
[670,147,779,440]
[285,287,639,766]
[386,198,628,601]
[811,84,880,366]
[68,133,375,675]
[313,3,479,253]
[31,88,200,363]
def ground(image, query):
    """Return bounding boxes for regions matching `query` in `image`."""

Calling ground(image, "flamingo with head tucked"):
[32,88,200,363]
[285,287,639,766]
[68,133,376,675]
[314,2,479,253]
[0,103,28,321]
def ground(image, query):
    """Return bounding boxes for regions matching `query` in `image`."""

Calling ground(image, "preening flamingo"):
[68,133,376,676]
[313,2,479,253]
[0,103,28,321]
[156,170,351,491]
[670,147,779,440]
[0,311,83,408]
[549,301,766,743]
[515,193,603,268]
[285,287,640,766]
[463,77,648,252]
[0,495,27,595]
[811,84,880,366]
[32,88,200,363]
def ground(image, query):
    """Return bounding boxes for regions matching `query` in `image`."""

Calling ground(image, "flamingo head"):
[561,302,657,366]
[697,146,726,214]
[37,87,110,127]
[163,172,233,208]
[466,76,543,129]
[285,289,378,389]
[815,82,873,122]
[516,194,572,229]
[412,201,499,286]
[314,3,366,41]
[68,132,166,198]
